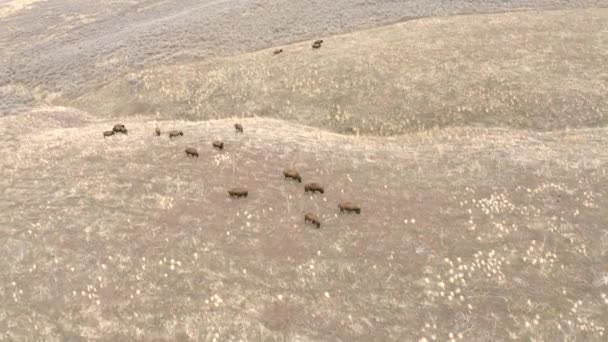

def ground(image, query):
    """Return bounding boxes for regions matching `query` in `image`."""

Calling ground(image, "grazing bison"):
[228,188,248,198]
[185,147,199,157]
[304,212,321,228]
[304,182,324,194]
[155,127,161,136]
[314,40,323,45]
[312,42,321,50]
[113,124,128,135]
[274,49,283,55]
[103,130,115,138]
[235,123,243,133]
[339,202,361,214]
[212,141,224,150]
[169,130,183,139]
[283,169,302,183]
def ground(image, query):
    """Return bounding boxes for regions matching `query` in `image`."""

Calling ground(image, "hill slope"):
[3,0,607,113]
[72,8,608,135]
[1,108,607,340]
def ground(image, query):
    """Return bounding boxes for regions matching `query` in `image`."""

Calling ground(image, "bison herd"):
[103,121,361,228]
[103,124,128,137]
[273,39,325,57]
[103,42,364,229]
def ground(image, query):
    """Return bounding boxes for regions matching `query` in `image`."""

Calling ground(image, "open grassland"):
[72,8,608,135]
[0,0,608,115]
[1,108,607,340]
[2,0,607,114]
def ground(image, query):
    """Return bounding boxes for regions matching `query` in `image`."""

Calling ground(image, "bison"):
[274,49,283,55]
[235,123,243,133]
[169,130,183,139]
[312,42,321,50]
[304,182,324,194]
[314,40,323,45]
[338,202,361,214]
[155,127,161,136]
[103,130,115,138]
[304,212,321,228]
[283,169,302,183]
[212,141,224,150]
[228,188,248,198]
[185,147,199,157]
[113,124,128,135]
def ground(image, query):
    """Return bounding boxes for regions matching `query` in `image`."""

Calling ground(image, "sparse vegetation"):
[1,1,607,341]
[2,0,597,114]
[1,112,606,340]
[72,8,608,135]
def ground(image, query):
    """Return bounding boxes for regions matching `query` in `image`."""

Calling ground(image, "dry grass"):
[0,0,47,19]
[2,4,608,341]
[71,8,608,135]
[1,108,607,340]
[2,0,604,113]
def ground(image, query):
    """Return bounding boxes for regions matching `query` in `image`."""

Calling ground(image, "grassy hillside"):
[3,3,608,341]
[72,8,608,135]
[1,108,607,340]
[3,0,605,113]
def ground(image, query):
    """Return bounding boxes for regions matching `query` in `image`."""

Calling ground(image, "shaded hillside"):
[72,8,608,135]
[1,108,607,340]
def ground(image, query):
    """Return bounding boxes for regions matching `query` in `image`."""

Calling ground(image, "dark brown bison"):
[228,188,248,198]
[169,130,183,139]
[304,182,324,194]
[212,141,224,150]
[185,147,199,157]
[155,127,161,136]
[304,212,321,228]
[274,49,283,55]
[314,40,323,45]
[235,123,243,133]
[283,169,302,183]
[103,130,115,138]
[339,202,361,214]
[113,124,128,135]
[312,42,321,49]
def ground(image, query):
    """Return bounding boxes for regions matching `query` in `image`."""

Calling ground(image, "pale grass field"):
[3,0,605,112]
[72,8,608,135]
[0,0,46,19]
[2,4,608,341]
[1,108,607,340]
